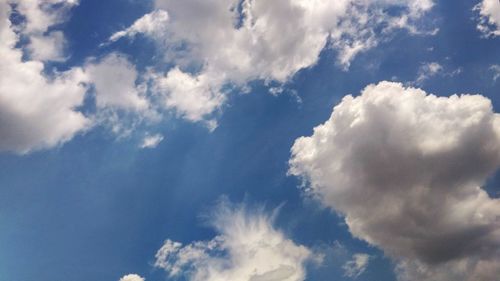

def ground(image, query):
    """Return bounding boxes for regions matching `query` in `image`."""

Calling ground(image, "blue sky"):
[0,1,500,281]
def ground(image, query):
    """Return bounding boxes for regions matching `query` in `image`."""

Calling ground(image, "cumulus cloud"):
[119,274,145,281]
[154,198,313,281]
[109,0,435,123]
[12,0,79,61]
[149,67,225,123]
[81,53,168,139]
[0,0,89,154]
[475,0,500,37]
[11,0,78,32]
[289,81,500,281]
[0,1,164,154]
[342,253,371,278]
[0,0,437,153]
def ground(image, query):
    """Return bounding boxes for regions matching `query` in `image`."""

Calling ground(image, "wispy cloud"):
[490,65,500,81]
[154,198,314,281]
[343,254,371,278]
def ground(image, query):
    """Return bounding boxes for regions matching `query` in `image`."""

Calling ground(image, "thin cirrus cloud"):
[491,64,500,82]
[108,0,436,126]
[153,198,314,281]
[414,62,443,85]
[342,253,371,278]
[413,62,462,86]
[289,81,500,281]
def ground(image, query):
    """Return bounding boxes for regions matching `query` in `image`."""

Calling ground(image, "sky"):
[0,0,499,281]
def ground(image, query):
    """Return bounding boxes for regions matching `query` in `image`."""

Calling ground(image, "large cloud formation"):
[0,0,437,154]
[154,199,313,281]
[289,81,500,281]
[0,0,89,154]
[110,0,435,124]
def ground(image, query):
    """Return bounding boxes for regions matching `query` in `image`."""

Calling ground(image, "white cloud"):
[140,133,163,149]
[289,81,500,281]
[0,2,160,154]
[84,53,149,111]
[0,0,89,154]
[150,67,225,123]
[413,62,462,85]
[110,0,435,123]
[109,9,169,42]
[0,0,437,153]
[154,198,313,281]
[11,0,79,33]
[82,53,169,139]
[13,0,79,61]
[475,0,500,37]
[342,253,371,278]
[119,274,145,281]
[27,31,67,61]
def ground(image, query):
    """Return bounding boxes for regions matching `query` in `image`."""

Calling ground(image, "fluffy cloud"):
[289,81,500,281]
[0,0,89,154]
[110,0,435,123]
[119,274,145,281]
[0,1,163,153]
[12,0,79,61]
[84,54,149,111]
[154,199,313,281]
[27,30,67,61]
[10,0,78,32]
[149,67,225,123]
[475,0,500,37]
[82,53,165,138]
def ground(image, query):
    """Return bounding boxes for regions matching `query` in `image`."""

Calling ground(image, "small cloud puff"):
[140,134,164,149]
[119,274,145,281]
